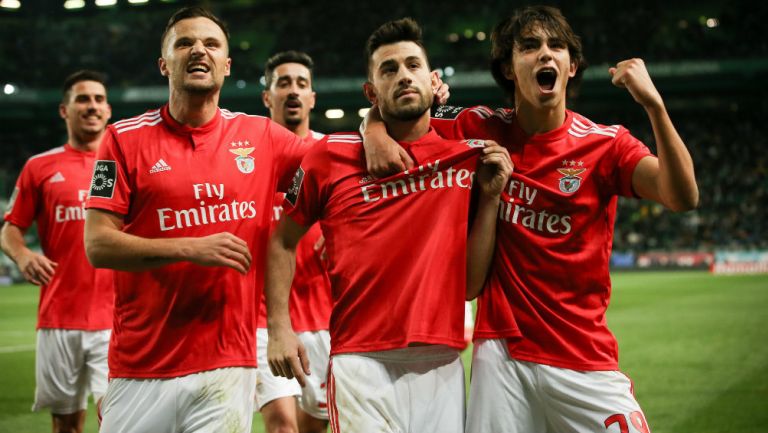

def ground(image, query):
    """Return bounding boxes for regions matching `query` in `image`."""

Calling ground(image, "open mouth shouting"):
[186,62,210,76]
[536,67,558,93]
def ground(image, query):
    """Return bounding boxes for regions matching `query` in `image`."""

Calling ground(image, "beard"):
[382,91,431,122]
[181,80,217,94]
[283,114,302,126]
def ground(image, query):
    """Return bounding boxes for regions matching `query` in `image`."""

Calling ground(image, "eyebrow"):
[277,74,310,82]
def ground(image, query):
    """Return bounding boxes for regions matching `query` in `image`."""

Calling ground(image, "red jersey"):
[284,130,482,355]
[85,105,306,378]
[4,144,114,330]
[258,130,332,332]
[432,106,652,370]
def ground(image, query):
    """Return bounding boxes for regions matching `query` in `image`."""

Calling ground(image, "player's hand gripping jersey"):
[85,105,307,378]
[5,144,113,330]
[432,105,652,370]
[284,129,487,355]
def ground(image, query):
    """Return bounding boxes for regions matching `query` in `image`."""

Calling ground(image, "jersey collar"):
[160,104,222,137]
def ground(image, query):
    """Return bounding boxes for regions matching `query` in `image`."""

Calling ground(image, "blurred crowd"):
[1,0,765,87]
[612,107,767,252]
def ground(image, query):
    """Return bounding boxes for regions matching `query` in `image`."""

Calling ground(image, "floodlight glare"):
[0,0,21,9]
[325,109,344,119]
[63,0,85,8]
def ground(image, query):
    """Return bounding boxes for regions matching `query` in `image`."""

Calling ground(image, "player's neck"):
[515,100,567,136]
[68,132,103,153]
[383,113,430,143]
[280,119,310,139]
[168,90,220,128]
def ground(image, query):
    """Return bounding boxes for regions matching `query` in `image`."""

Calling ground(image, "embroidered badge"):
[557,160,586,194]
[229,146,255,174]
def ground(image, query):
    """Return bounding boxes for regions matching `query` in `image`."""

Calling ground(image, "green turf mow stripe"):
[1,272,767,433]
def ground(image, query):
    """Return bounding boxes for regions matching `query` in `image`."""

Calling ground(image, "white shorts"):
[328,345,465,433]
[33,328,110,414]
[100,367,257,433]
[255,328,301,410]
[466,339,651,433]
[297,330,331,419]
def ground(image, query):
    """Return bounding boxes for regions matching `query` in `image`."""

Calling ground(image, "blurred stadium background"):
[0,0,766,432]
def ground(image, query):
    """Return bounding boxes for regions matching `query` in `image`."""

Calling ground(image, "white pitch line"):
[0,344,35,354]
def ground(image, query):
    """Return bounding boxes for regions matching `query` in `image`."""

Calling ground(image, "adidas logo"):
[49,172,66,183]
[149,159,172,174]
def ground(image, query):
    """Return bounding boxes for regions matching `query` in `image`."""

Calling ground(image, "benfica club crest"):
[229,147,255,174]
[557,162,586,194]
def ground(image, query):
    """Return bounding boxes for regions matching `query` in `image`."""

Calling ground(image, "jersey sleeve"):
[283,138,332,228]
[3,161,39,229]
[610,127,654,198]
[269,120,310,193]
[431,105,493,141]
[85,127,132,216]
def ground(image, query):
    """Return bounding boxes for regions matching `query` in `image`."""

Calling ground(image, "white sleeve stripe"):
[568,129,617,138]
[113,111,161,128]
[116,118,164,134]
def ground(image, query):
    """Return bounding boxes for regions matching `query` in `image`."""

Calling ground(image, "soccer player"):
[363,6,699,433]
[266,18,512,433]
[257,50,331,433]
[83,7,307,433]
[1,70,113,433]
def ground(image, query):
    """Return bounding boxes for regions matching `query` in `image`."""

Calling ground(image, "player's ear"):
[262,90,272,109]
[309,91,316,110]
[568,59,578,78]
[363,82,377,105]
[158,57,169,77]
[224,57,232,77]
[430,70,440,91]
[58,103,67,120]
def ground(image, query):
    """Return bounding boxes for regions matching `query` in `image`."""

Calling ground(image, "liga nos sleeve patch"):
[285,167,305,207]
[89,160,117,199]
[432,105,466,119]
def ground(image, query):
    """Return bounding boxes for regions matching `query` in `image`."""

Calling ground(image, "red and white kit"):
[433,105,652,369]
[6,144,114,412]
[5,144,114,330]
[284,130,483,432]
[285,129,483,355]
[85,105,306,379]
[432,105,653,432]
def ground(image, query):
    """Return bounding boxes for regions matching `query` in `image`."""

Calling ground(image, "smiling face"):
[505,24,577,111]
[158,16,231,94]
[59,80,111,144]
[365,40,434,122]
[262,62,315,129]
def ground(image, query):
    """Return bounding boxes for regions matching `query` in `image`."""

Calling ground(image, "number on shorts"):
[604,411,649,433]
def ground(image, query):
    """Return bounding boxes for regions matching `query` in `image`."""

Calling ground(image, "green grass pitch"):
[0,271,766,433]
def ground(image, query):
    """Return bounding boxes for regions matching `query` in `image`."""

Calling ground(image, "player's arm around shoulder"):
[467,140,513,300]
[266,215,311,386]
[83,208,251,274]
[609,58,699,212]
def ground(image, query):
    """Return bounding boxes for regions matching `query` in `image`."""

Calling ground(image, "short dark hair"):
[160,6,230,53]
[365,17,429,79]
[264,51,314,89]
[62,70,107,104]
[491,6,587,102]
